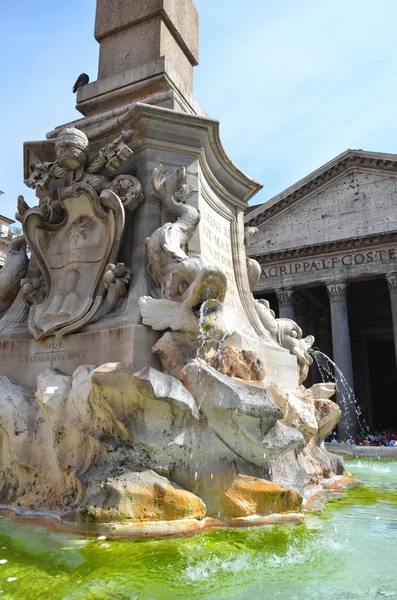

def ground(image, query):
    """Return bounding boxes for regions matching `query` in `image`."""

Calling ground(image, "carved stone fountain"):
[0,0,351,536]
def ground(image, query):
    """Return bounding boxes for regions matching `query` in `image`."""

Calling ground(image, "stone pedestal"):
[327,281,358,439]
[0,324,160,387]
[6,103,304,390]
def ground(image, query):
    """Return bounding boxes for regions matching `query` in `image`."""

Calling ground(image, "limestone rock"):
[314,399,341,442]
[310,382,336,400]
[154,331,266,383]
[270,441,345,497]
[210,346,266,381]
[35,368,72,416]
[0,361,346,530]
[91,362,199,419]
[153,331,199,380]
[0,374,98,511]
[222,474,302,518]
[262,421,305,456]
[183,359,303,464]
[270,383,318,444]
[78,469,206,522]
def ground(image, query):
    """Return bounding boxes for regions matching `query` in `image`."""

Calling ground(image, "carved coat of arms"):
[18,126,144,340]
[24,184,125,340]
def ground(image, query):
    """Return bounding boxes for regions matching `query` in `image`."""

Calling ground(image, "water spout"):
[313,350,364,441]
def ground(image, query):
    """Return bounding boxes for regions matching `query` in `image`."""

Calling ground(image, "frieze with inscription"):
[261,247,397,279]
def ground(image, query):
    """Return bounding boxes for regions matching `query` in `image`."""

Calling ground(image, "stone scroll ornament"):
[21,126,144,340]
[244,226,314,384]
[139,164,227,332]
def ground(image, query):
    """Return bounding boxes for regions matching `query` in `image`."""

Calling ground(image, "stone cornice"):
[26,103,263,206]
[252,231,397,265]
[245,150,397,228]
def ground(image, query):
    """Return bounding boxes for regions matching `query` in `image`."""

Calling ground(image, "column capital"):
[386,273,397,295]
[275,288,294,308]
[327,281,347,303]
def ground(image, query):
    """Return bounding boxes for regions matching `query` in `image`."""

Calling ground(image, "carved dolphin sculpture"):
[140,262,227,332]
[0,235,28,315]
[146,164,199,294]
[244,226,262,291]
[255,299,314,383]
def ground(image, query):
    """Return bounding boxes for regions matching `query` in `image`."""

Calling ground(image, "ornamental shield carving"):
[23,183,124,340]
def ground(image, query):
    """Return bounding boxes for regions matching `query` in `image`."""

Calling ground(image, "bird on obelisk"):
[72,73,89,93]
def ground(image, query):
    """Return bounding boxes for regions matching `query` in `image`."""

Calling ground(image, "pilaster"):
[386,273,397,368]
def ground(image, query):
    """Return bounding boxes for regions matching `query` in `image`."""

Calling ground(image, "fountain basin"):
[0,459,395,599]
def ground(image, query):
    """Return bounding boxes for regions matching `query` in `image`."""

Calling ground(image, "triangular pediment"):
[245,149,397,256]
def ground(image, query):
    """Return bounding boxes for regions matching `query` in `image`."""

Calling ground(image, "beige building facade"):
[245,149,397,431]
[0,214,15,267]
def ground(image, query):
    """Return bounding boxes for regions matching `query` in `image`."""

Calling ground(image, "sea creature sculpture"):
[255,299,314,383]
[0,235,28,315]
[242,229,314,383]
[140,164,227,331]
[244,226,262,291]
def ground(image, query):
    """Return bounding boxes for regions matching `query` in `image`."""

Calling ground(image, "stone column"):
[386,273,397,368]
[294,293,313,385]
[276,289,295,320]
[326,281,358,440]
[318,314,333,360]
[307,307,319,384]
[294,294,308,336]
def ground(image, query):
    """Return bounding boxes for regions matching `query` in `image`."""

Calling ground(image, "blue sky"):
[1,0,397,221]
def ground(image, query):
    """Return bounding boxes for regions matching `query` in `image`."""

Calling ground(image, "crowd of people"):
[328,429,397,447]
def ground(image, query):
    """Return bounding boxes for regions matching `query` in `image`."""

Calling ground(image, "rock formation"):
[0,354,345,534]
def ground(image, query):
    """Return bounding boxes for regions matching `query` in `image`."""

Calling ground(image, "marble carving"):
[0,235,28,315]
[6,126,144,339]
[139,164,227,332]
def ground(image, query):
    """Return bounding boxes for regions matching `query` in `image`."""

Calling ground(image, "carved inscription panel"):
[195,197,245,313]
[18,339,84,367]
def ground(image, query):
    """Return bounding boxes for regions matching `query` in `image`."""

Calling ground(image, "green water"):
[0,459,396,600]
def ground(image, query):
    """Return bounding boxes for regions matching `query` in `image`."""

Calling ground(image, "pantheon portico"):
[245,149,397,436]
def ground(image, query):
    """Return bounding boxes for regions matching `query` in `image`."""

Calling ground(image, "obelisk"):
[76,0,203,117]
[9,0,301,391]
